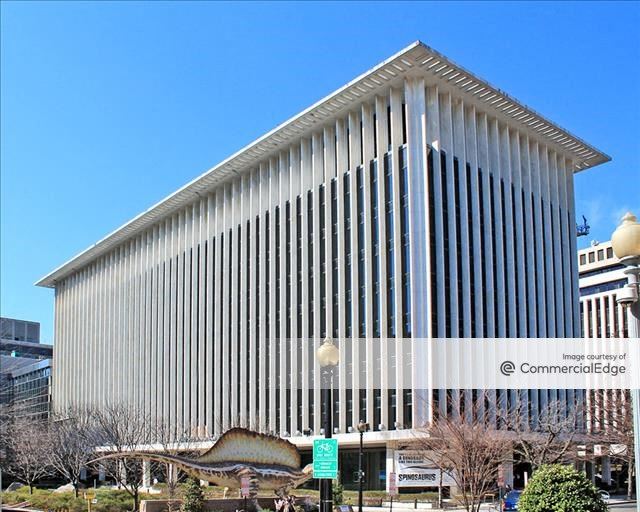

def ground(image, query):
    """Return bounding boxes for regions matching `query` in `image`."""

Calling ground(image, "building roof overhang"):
[36,40,610,288]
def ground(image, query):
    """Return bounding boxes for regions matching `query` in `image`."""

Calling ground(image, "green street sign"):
[313,438,339,479]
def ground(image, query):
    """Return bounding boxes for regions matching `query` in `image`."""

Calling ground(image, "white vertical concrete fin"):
[375,94,389,428]
[279,150,290,435]
[300,138,311,432]
[348,110,361,426]
[335,117,348,433]
[405,77,431,427]
[362,101,375,427]
[440,91,458,340]
[289,144,300,435]
[389,86,405,427]
[311,133,322,434]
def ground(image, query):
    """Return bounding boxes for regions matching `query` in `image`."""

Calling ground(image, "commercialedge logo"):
[520,362,626,377]
[500,360,516,376]
[500,360,627,377]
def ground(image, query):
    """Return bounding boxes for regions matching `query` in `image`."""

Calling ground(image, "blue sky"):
[1,1,638,344]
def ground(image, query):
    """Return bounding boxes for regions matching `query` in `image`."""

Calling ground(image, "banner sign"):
[394,451,456,488]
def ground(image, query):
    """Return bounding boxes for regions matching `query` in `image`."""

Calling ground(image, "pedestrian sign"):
[313,438,338,479]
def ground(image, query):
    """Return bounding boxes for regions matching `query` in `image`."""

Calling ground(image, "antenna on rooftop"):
[576,215,590,237]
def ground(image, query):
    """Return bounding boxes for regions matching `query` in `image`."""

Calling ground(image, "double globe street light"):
[317,337,340,512]
[610,211,640,508]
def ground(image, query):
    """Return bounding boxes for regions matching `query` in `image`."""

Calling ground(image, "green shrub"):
[0,487,152,512]
[518,464,606,512]
[181,477,204,512]
[332,481,344,505]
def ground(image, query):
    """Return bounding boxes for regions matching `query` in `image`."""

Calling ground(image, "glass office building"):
[1,317,53,420]
[38,42,609,490]
[579,240,630,338]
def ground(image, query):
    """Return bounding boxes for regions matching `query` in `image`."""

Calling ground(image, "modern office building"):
[579,241,629,338]
[578,241,631,488]
[1,359,52,421]
[37,42,609,490]
[0,317,53,420]
[1,317,41,344]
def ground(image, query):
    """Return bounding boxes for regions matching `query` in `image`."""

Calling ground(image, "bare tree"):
[48,406,97,497]
[502,398,584,470]
[156,418,201,512]
[2,415,53,493]
[587,389,636,499]
[90,403,153,512]
[0,396,15,467]
[413,393,511,512]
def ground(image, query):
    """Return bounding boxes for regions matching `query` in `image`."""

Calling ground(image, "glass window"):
[403,389,412,428]
[286,202,291,339]
[344,173,352,337]
[454,158,465,335]
[399,147,411,337]
[331,179,339,338]
[501,179,509,336]
[264,215,271,407]
[428,147,437,336]
[468,163,481,336]
[442,152,450,337]
[266,212,271,342]
[26,323,39,343]
[296,197,302,339]
[275,208,281,340]
[579,279,627,296]
[307,191,314,336]
[357,166,366,337]
[384,154,396,337]
[371,160,380,338]
[0,318,12,339]
[320,185,327,339]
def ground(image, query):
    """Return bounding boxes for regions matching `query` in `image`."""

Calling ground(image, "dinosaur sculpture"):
[98,428,313,498]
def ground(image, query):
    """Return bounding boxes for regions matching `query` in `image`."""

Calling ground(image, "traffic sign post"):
[313,438,338,479]
[497,464,505,504]
[83,491,96,512]
[388,472,397,496]
[388,472,397,512]
[240,476,250,512]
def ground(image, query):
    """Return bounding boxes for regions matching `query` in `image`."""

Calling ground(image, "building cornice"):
[36,40,610,288]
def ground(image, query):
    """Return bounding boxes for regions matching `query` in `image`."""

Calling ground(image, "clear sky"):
[1,1,638,344]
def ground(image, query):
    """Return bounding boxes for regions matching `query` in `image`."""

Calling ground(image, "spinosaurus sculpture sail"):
[101,428,313,496]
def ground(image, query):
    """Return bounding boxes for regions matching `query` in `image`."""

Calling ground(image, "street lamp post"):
[356,420,370,512]
[611,211,640,508]
[317,337,340,512]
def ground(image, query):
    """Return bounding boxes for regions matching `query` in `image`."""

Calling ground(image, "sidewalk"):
[362,499,638,512]
[362,504,500,512]
[608,496,638,504]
